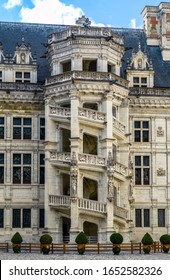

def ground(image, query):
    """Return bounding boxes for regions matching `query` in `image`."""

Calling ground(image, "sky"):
[0,0,165,28]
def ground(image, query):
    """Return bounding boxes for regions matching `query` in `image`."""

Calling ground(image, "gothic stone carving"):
[157,168,165,176]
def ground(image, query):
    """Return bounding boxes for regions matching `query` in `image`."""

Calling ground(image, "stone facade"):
[0,3,170,243]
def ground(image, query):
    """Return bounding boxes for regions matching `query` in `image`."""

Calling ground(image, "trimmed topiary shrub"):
[110,232,123,244]
[110,232,123,255]
[75,232,88,255]
[40,234,53,244]
[75,232,88,244]
[141,232,153,245]
[160,234,170,253]
[40,234,53,255]
[11,232,23,253]
[141,232,153,254]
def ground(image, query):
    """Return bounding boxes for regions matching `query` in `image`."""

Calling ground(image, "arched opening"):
[62,217,70,243]
[83,221,98,243]
[83,133,98,155]
[83,177,98,200]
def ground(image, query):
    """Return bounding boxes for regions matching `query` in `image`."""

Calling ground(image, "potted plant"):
[141,232,153,254]
[110,232,123,255]
[40,233,53,255]
[75,231,88,255]
[160,234,170,253]
[11,232,23,253]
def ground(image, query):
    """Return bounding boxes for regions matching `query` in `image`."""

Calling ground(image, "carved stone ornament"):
[157,127,164,137]
[157,168,165,176]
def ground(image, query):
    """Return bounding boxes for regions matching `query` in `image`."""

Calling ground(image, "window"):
[13,153,31,184]
[40,154,45,184]
[13,209,21,228]
[108,63,116,73]
[134,120,149,142]
[15,71,30,83]
[39,209,45,228]
[13,117,32,139]
[158,209,165,227]
[13,209,31,228]
[83,60,97,71]
[0,209,4,228]
[133,77,147,87]
[40,118,45,140]
[135,155,150,185]
[0,71,2,82]
[0,117,4,139]
[62,61,71,72]
[135,209,150,227]
[0,153,4,184]
[23,209,31,228]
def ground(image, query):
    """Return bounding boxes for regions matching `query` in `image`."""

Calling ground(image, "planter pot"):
[143,244,152,254]
[41,244,51,255]
[162,244,170,253]
[77,244,86,255]
[112,244,121,255]
[12,244,21,253]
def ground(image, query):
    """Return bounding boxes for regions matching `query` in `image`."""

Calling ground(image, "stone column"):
[106,153,115,241]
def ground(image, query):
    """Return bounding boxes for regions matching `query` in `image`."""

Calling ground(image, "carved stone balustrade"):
[49,195,71,207]
[78,198,106,213]
[114,205,128,220]
[49,106,71,119]
[113,116,126,137]
[50,152,71,163]
[114,162,128,177]
[46,71,128,88]
[48,26,124,46]
[78,107,106,123]
[78,153,106,167]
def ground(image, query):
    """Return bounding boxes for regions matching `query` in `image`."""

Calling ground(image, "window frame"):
[135,208,150,227]
[13,153,32,184]
[135,155,150,185]
[134,120,149,142]
[13,117,32,140]
[158,209,165,227]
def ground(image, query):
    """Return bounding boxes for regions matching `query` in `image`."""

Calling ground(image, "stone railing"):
[114,205,128,220]
[129,87,170,97]
[78,107,106,122]
[46,71,128,88]
[78,198,106,213]
[50,152,71,162]
[0,82,43,92]
[113,116,126,134]
[114,162,128,177]
[48,26,124,45]
[78,153,106,166]
[49,106,71,118]
[49,195,71,207]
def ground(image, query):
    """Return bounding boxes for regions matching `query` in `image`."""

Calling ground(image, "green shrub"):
[160,234,170,244]
[141,232,153,245]
[110,232,123,244]
[40,234,53,244]
[75,232,88,244]
[11,232,23,244]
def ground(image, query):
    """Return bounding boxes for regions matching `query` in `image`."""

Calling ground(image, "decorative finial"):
[76,15,91,28]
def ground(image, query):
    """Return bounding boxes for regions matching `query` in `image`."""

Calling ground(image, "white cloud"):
[130,18,137,29]
[20,0,84,25]
[19,0,105,26]
[3,0,22,9]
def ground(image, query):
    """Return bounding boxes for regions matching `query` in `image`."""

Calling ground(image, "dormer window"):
[133,77,147,87]
[15,71,30,83]
[138,59,142,69]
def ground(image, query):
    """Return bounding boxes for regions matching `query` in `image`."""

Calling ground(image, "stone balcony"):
[112,116,126,140]
[49,106,106,127]
[49,152,128,179]
[49,195,127,221]
[46,71,129,89]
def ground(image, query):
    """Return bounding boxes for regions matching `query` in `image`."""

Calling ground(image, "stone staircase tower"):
[44,17,131,243]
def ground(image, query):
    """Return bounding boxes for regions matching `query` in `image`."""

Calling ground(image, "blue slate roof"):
[0,21,170,87]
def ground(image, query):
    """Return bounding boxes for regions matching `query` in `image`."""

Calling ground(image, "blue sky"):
[0,0,163,28]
